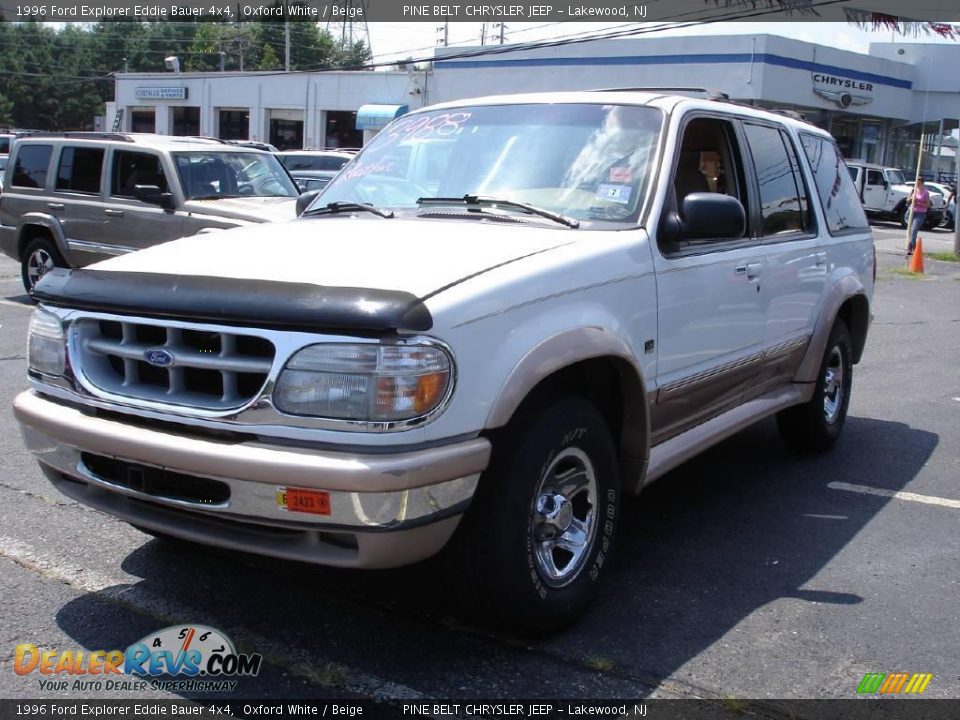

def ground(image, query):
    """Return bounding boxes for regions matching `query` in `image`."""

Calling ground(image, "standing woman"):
[906,177,929,256]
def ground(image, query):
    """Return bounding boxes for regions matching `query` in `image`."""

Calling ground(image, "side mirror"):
[296,189,322,216]
[134,185,174,210]
[670,192,745,240]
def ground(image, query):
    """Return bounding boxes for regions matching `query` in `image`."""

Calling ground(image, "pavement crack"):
[0,479,90,511]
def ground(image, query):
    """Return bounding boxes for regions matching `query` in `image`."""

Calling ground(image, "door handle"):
[814,251,828,267]
[104,209,124,217]
[735,262,763,279]
[47,202,64,211]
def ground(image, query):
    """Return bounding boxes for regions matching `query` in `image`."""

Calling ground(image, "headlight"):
[27,308,65,377]
[273,342,453,424]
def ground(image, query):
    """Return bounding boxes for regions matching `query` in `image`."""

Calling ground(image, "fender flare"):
[794,273,869,383]
[485,326,651,486]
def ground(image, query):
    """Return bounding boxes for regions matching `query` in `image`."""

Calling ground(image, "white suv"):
[14,91,874,633]
[846,160,945,228]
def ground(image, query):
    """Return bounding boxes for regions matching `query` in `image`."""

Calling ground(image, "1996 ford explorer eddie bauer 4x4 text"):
[14,91,874,632]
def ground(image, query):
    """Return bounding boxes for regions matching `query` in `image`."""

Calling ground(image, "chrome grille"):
[73,318,275,410]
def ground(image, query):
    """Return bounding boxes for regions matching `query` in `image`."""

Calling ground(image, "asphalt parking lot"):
[0,225,957,706]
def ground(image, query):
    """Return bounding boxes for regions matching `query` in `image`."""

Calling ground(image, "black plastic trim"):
[33,269,433,333]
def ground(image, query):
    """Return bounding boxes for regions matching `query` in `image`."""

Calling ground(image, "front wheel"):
[776,319,853,453]
[898,206,910,229]
[447,397,620,634]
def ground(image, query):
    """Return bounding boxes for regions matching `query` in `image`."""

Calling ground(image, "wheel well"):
[493,357,648,494]
[18,225,54,259]
[838,295,870,364]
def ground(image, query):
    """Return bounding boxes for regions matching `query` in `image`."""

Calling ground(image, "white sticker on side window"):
[596,183,632,205]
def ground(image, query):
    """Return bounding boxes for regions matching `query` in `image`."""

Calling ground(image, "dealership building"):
[108,33,960,177]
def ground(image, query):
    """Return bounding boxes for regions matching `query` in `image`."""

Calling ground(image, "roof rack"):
[588,87,730,101]
[20,131,134,142]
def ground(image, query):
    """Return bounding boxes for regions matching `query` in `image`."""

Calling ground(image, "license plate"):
[276,486,331,516]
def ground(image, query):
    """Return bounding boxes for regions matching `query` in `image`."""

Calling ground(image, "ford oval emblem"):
[144,348,175,367]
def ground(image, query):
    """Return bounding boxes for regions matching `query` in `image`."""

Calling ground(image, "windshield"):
[173,151,299,200]
[884,169,906,185]
[313,103,663,225]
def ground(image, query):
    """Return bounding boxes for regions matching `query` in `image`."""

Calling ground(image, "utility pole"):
[480,22,487,45]
[436,22,448,47]
[497,22,506,44]
[954,129,959,257]
[283,0,290,71]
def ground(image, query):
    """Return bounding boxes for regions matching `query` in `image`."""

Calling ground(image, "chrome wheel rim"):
[823,346,844,424]
[531,447,598,588]
[26,248,54,291]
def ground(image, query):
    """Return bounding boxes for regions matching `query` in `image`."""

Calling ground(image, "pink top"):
[913,187,930,212]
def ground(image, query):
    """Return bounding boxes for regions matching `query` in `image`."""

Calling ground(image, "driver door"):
[861,169,887,212]
[97,149,183,255]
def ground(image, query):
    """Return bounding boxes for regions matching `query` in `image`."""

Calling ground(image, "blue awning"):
[356,104,408,131]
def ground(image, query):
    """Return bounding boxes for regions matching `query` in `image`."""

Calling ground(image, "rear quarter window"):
[799,134,869,235]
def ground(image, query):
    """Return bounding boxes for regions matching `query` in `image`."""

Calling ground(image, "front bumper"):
[14,390,491,568]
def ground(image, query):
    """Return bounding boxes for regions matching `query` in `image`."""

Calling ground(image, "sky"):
[361,21,959,65]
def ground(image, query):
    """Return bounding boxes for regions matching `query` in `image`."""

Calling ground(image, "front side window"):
[112,151,168,198]
[173,152,299,199]
[743,123,809,236]
[884,169,906,185]
[12,145,53,189]
[800,133,869,235]
[316,103,663,226]
[56,147,105,194]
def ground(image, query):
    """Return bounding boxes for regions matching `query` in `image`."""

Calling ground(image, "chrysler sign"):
[812,73,873,108]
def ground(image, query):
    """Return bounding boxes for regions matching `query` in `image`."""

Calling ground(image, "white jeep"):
[846,160,944,228]
[14,91,874,632]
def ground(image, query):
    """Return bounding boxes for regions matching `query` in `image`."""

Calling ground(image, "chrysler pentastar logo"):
[143,348,175,367]
[813,87,873,108]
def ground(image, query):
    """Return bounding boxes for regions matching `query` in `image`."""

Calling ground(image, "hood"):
[182,196,298,223]
[92,216,579,298]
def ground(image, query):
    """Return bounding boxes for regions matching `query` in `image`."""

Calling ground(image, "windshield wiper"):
[302,202,394,219]
[416,194,580,228]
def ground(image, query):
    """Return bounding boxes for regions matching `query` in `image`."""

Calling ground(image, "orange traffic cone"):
[908,238,925,273]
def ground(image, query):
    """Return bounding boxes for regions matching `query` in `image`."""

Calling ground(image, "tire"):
[776,319,853,453]
[447,396,620,634]
[898,206,910,229]
[21,235,65,296]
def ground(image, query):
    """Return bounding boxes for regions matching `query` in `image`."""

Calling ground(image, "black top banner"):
[0,0,958,23]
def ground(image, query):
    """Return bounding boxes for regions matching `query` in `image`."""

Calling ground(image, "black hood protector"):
[33,269,433,333]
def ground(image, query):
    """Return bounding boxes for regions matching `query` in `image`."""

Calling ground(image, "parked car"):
[925,181,955,228]
[0,133,15,155]
[277,150,354,173]
[225,139,279,153]
[289,170,334,192]
[0,132,302,294]
[0,155,7,192]
[13,91,874,632]
[846,160,944,228]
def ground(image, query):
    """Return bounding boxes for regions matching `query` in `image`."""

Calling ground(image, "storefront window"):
[130,108,155,133]
[172,106,201,136]
[269,119,303,151]
[218,109,249,140]
[325,111,362,149]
